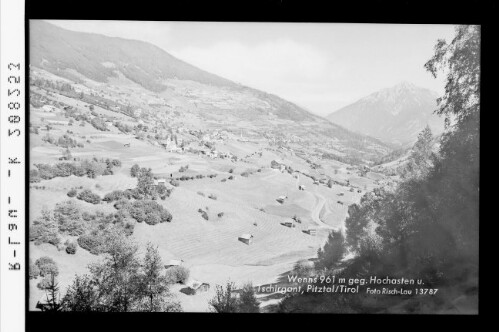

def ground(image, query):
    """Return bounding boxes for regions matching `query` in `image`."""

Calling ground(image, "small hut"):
[165,259,183,269]
[299,185,306,191]
[281,221,296,228]
[276,195,287,204]
[306,227,317,236]
[181,280,210,295]
[238,233,254,245]
[153,178,167,187]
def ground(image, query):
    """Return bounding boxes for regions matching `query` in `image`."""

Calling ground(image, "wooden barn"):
[238,233,254,245]
[165,259,183,269]
[276,195,287,204]
[153,178,167,187]
[281,221,296,228]
[306,227,317,236]
[181,280,210,295]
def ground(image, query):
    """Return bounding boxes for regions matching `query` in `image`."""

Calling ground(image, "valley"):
[29,21,403,312]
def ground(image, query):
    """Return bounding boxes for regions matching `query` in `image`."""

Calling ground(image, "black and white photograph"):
[26,20,479,315]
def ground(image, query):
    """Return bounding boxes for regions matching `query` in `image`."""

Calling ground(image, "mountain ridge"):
[327,82,444,146]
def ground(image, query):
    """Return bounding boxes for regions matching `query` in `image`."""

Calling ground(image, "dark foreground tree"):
[316,230,345,271]
[279,25,480,314]
[61,274,99,311]
[42,274,62,311]
[237,283,260,313]
[209,281,238,313]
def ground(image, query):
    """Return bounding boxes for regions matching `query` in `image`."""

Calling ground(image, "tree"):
[402,126,434,180]
[136,168,155,198]
[316,230,345,271]
[130,164,140,178]
[138,243,179,312]
[87,232,142,312]
[61,274,99,311]
[209,281,238,313]
[43,274,62,311]
[422,25,480,264]
[237,283,260,313]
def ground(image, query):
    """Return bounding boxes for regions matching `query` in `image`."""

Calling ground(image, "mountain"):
[30,20,393,162]
[327,82,445,146]
[30,20,237,92]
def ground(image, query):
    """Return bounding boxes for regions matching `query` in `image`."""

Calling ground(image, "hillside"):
[327,82,445,146]
[30,20,392,162]
[30,20,237,91]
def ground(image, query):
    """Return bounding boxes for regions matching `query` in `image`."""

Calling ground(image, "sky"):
[47,20,456,116]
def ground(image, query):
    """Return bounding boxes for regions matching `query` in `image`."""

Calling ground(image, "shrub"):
[77,234,104,255]
[53,200,85,236]
[127,200,173,225]
[200,211,209,220]
[37,276,52,290]
[164,266,190,284]
[130,164,140,177]
[221,178,227,182]
[218,212,224,218]
[77,189,101,204]
[241,171,250,177]
[170,180,179,187]
[67,188,78,197]
[35,256,59,277]
[30,169,41,183]
[228,169,234,173]
[197,191,205,197]
[111,159,122,167]
[66,241,77,255]
[30,223,60,246]
[208,194,217,200]
[90,117,108,131]
[29,260,40,279]
[228,176,234,180]
[103,190,124,202]
[179,165,189,172]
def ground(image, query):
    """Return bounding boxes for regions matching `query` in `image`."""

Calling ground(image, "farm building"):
[276,195,287,204]
[165,259,183,268]
[238,233,254,245]
[306,227,317,236]
[181,280,210,295]
[281,221,296,228]
[153,178,167,187]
